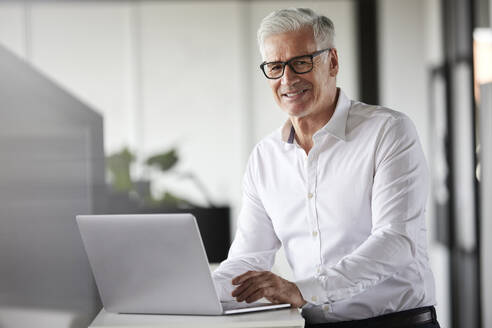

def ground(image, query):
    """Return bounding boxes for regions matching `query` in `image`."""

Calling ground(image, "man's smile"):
[281,88,310,99]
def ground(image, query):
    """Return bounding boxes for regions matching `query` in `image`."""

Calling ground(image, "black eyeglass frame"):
[259,48,332,79]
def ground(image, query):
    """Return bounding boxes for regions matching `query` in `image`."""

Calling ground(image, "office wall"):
[0,3,24,57]
[137,1,244,209]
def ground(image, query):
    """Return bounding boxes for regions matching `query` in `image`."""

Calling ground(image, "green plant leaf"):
[106,147,135,192]
[146,149,178,171]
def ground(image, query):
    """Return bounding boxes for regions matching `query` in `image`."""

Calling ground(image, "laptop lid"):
[76,213,223,315]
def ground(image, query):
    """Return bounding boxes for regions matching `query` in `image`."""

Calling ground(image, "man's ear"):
[329,48,339,76]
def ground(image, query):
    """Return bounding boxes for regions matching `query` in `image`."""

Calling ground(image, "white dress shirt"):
[213,89,436,324]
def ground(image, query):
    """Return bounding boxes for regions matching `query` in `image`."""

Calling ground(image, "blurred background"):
[0,0,491,327]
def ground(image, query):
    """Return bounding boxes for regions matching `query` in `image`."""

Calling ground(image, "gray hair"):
[257,8,335,57]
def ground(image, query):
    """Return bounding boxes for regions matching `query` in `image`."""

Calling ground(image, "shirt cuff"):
[297,272,370,307]
[296,276,327,305]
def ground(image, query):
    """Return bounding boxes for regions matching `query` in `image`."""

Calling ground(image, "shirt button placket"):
[309,152,322,269]
[307,191,316,231]
[306,156,316,232]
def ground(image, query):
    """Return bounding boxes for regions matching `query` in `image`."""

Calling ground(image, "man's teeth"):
[285,90,305,97]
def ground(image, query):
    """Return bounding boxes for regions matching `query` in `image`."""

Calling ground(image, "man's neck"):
[291,89,339,154]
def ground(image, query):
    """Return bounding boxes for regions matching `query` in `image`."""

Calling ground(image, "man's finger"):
[237,272,271,290]
[244,288,266,304]
[232,273,267,296]
[231,278,254,297]
[232,270,264,285]
[235,279,273,302]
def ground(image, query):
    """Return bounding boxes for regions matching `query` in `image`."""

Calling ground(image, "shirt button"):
[317,267,321,274]
[307,192,314,199]
[323,305,330,311]
[312,231,318,237]
[311,296,318,302]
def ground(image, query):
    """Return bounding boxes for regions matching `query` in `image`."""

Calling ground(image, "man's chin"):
[283,107,309,118]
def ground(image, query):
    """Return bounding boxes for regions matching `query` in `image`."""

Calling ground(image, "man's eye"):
[293,60,310,67]
[268,64,283,71]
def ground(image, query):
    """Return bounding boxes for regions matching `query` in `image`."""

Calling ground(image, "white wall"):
[0,3,25,58]
[137,1,245,207]
[378,0,450,327]
[29,3,135,153]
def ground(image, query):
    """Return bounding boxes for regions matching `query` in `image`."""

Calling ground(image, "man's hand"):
[231,271,307,308]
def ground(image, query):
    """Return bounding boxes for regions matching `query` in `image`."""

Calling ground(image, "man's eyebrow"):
[264,53,313,63]
[264,59,283,63]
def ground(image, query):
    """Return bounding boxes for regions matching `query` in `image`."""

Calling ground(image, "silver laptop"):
[76,213,290,315]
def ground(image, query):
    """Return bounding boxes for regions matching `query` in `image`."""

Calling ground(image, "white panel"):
[139,1,243,206]
[452,63,476,251]
[379,0,429,156]
[480,83,492,328]
[28,2,134,154]
[250,1,359,144]
[0,3,25,58]
[424,0,444,66]
[429,244,450,328]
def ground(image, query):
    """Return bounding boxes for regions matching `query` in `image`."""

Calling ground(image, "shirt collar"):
[280,88,351,144]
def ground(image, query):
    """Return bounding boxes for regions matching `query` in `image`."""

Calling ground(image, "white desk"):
[89,308,305,328]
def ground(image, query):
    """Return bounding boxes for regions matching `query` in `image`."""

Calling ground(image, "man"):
[213,8,440,328]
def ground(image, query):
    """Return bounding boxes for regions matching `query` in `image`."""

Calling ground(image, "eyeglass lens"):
[263,56,313,78]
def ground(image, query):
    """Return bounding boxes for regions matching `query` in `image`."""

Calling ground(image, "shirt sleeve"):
[296,115,429,305]
[212,146,281,301]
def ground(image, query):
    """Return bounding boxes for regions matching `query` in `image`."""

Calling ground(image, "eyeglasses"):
[259,48,331,79]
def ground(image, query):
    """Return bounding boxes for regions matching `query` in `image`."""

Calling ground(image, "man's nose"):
[281,65,300,85]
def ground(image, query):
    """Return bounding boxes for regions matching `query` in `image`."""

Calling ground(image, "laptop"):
[76,213,291,315]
